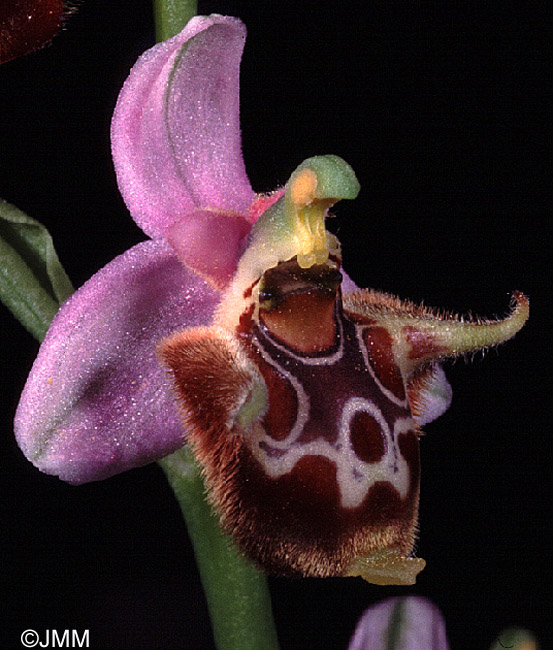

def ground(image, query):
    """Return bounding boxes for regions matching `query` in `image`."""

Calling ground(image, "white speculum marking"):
[243,319,414,510]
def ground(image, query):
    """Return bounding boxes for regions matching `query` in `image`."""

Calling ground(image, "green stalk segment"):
[152,7,280,649]
[153,0,198,41]
[159,448,281,650]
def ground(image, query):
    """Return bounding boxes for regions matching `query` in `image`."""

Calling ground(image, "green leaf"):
[0,199,74,340]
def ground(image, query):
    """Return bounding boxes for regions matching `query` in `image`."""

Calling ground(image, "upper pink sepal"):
[348,597,450,650]
[14,239,218,484]
[111,15,255,240]
[165,209,251,289]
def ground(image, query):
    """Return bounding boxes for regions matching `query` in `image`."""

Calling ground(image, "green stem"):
[152,6,279,649]
[153,0,198,41]
[159,448,280,650]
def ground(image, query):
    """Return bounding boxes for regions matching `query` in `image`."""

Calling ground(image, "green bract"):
[0,199,74,340]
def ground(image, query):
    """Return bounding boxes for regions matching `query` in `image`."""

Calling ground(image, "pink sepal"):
[111,15,255,239]
[348,597,450,650]
[412,365,453,426]
[15,239,218,484]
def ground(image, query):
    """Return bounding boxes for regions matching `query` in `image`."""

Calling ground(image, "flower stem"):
[147,6,280,647]
[159,448,280,650]
[151,6,279,649]
[153,0,198,41]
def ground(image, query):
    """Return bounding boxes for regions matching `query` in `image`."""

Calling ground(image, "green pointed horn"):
[401,291,529,365]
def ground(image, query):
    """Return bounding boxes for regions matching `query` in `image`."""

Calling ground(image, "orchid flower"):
[14,14,528,586]
[0,0,68,64]
[348,597,451,650]
[347,597,538,650]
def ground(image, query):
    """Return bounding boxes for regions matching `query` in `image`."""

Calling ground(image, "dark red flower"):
[0,0,68,64]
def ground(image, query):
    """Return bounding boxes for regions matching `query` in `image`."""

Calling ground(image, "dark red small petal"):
[0,0,67,64]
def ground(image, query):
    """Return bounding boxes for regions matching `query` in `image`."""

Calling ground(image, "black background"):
[1,1,551,648]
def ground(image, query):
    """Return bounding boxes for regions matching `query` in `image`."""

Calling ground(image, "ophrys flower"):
[15,14,528,585]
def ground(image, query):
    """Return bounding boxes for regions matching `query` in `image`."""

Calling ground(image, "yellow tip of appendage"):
[290,169,318,205]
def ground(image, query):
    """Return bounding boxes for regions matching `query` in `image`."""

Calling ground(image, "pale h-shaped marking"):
[243,309,415,509]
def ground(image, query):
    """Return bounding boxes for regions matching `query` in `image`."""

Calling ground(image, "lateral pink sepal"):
[15,239,219,484]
